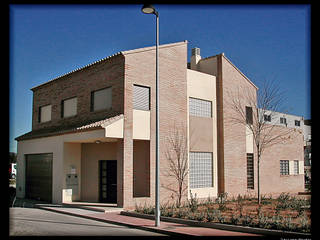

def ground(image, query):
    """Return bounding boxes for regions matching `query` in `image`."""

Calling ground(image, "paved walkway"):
[37,205,261,237]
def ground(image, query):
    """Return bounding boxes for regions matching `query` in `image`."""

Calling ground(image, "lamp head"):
[141,4,157,16]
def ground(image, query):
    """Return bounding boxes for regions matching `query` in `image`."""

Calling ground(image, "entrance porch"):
[16,112,152,209]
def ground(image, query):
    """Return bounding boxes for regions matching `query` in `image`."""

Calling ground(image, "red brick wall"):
[221,55,304,197]
[221,55,258,197]
[122,41,188,209]
[259,127,305,196]
[31,54,125,131]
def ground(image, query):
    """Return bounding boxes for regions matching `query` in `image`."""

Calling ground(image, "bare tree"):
[162,124,188,208]
[227,80,299,204]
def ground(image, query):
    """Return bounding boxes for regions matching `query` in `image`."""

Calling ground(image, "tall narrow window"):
[39,104,52,123]
[91,87,112,112]
[189,97,212,118]
[189,152,213,188]
[247,153,254,189]
[294,160,299,175]
[61,97,77,118]
[133,85,150,111]
[246,106,253,124]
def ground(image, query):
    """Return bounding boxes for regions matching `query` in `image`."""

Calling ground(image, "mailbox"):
[66,174,78,195]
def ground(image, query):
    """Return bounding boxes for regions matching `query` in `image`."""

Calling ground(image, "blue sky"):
[9,4,311,153]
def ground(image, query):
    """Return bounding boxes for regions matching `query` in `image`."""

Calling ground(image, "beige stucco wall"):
[80,142,118,202]
[63,143,81,201]
[104,118,124,138]
[16,135,64,204]
[187,69,218,199]
[189,116,213,152]
[246,125,254,153]
[16,128,109,204]
[132,110,150,140]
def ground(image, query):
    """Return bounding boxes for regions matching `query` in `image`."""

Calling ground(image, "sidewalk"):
[36,205,260,237]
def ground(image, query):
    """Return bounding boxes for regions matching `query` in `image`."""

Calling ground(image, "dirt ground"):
[197,198,311,226]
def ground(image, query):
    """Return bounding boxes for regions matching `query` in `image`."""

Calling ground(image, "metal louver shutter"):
[247,153,254,189]
[133,85,150,111]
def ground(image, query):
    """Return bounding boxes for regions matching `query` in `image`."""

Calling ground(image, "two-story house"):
[15,41,305,209]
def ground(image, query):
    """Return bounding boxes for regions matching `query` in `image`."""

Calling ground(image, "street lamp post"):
[141,4,160,227]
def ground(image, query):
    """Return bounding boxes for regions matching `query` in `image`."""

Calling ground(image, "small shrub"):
[135,203,143,213]
[269,215,283,230]
[299,212,311,233]
[290,197,306,216]
[276,192,291,209]
[174,208,186,218]
[283,217,295,231]
[162,207,174,218]
[205,195,214,206]
[241,214,253,226]
[143,206,154,215]
[186,212,196,220]
[261,194,272,205]
[258,212,270,229]
[236,194,244,217]
[206,209,215,222]
[217,214,226,223]
[216,192,228,211]
[188,191,199,212]
[195,211,206,221]
[230,214,241,225]
[211,209,222,222]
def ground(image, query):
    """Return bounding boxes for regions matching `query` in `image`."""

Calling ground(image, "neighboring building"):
[258,110,307,192]
[303,119,311,190]
[15,41,305,209]
[259,110,304,129]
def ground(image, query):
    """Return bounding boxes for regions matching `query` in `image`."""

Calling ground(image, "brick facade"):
[17,41,304,208]
[259,126,305,195]
[195,52,305,199]
[221,55,258,196]
[122,41,188,209]
[31,54,125,131]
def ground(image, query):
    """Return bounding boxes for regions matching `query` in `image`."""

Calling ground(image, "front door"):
[99,160,117,203]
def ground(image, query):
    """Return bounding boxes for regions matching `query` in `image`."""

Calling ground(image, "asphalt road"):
[9,208,167,236]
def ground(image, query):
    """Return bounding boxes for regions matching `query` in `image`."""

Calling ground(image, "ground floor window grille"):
[247,153,254,189]
[280,160,289,175]
[189,152,213,188]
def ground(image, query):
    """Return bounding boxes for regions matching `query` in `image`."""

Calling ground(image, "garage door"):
[25,153,53,202]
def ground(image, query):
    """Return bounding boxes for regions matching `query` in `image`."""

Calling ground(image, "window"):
[39,105,52,123]
[189,152,213,188]
[264,114,271,122]
[280,160,289,175]
[61,97,77,118]
[91,87,112,112]
[189,97,212,118]
[294,160,299,175]
[280,117,287,125]
[295,120,300,126]
[133,85,150,111]
[246,106,253,124]
[247,153,254,189]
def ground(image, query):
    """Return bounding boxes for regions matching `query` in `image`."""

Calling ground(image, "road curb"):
[35,205,187,237]
[121,211,312,238]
